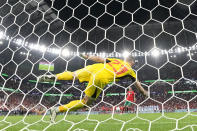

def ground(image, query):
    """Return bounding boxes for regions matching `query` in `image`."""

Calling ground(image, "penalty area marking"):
[73,128,88,131]
[29,130,42,131]
[83,121,197,125]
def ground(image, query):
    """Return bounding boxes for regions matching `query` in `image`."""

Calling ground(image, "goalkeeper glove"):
[38,75,56,82]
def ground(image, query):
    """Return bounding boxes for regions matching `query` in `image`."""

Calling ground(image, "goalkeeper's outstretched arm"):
[38,54,106,82]
[134,80,148,97]
[80,54,106,63]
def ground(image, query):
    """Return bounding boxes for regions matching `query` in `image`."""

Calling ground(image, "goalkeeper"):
[38,54,148,122]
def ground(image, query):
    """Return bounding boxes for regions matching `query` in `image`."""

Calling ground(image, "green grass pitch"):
[0,112,197,131]
[39,64,54,71]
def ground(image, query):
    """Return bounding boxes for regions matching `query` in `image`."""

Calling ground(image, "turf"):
[0,112,197,131]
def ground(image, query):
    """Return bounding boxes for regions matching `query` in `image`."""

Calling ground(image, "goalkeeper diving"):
[38,54,148,122]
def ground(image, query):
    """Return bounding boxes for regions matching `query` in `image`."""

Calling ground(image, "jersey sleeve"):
[129,68,136,80]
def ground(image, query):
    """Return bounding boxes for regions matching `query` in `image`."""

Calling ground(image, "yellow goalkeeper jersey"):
[76,58,136,83]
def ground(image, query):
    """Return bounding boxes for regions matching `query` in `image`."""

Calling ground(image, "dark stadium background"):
[0,0,197,116]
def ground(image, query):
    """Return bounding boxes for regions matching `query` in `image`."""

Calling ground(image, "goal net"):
[0,0,197,130]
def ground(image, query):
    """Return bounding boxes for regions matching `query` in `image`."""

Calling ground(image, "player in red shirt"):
[123,87,136,113]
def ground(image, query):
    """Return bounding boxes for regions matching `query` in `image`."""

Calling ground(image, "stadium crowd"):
[0,76,197,115]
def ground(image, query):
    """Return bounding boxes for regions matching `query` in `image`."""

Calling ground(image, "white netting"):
[0,0,197,130]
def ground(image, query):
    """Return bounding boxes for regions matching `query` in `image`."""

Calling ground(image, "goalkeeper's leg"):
[50,95,94,123]
[59,95,94,112]
[50,78,105,123]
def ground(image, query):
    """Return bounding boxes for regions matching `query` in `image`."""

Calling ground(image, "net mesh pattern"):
[0,0,197,130]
